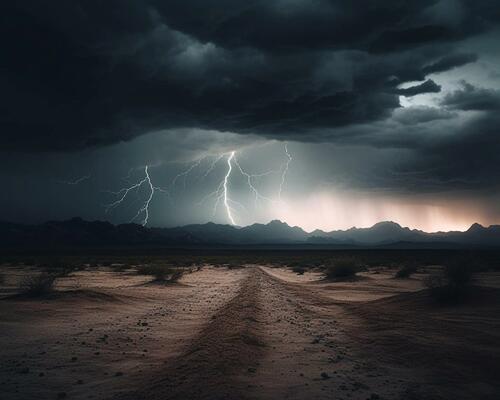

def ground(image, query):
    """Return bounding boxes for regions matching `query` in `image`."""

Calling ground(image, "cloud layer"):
[2,1,498,151]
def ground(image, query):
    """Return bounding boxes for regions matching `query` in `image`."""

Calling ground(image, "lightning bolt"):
[171,158,204,188]
[197,143,293,225]
[102,142,292,227]
[223,151,237,225]
[278,142,292,201]
[56,175,91,185]
[197,151,244,225]
[203,154,224,178]
[233,156,276,206]
[104,166,169,226]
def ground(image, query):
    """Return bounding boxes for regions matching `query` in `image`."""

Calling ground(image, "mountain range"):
[1,218,500,249]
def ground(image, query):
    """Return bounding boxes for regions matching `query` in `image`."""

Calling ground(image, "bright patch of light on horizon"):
[272,190,478,233]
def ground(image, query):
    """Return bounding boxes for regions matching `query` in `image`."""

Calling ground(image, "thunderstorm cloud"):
[1,1,500,229]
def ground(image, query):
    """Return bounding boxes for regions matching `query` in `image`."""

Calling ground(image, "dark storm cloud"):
[0,0,497,152]
[409,111,500,190]
[421,53,478,75]
[442,82,500,110]
[392,106,455,125]
[394,79,441,97]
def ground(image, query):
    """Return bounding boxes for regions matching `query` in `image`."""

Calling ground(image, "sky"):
[1,1,500,232]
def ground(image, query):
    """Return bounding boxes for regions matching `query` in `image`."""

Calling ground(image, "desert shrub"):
[424,260,473,303]
[40,260,75,277]
[19,273,57,297]
[325,258,358,280]
[168,269,184,283]
[291,265,306,275]
[137,265,184,283]
[395,262,418,279]
[226,263,243,270]
[137,265,168,280]
[111,264,130,273]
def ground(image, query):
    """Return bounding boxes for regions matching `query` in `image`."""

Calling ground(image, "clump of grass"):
[324,258,358,280]
[18,273,57,297]
[395,262,418,279]
[424,260,474,304]
[136,265,184,283]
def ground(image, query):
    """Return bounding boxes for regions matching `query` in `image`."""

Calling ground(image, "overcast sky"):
[1,1,500,232]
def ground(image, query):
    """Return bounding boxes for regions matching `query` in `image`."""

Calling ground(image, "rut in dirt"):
[120,267,267,400]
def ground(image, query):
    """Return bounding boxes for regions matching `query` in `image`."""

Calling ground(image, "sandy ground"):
[0,265,499,400]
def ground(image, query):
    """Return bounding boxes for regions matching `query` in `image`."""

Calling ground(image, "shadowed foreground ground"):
[1,264,499,399]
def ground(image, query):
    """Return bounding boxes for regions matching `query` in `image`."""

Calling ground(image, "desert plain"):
[0,251,499,400]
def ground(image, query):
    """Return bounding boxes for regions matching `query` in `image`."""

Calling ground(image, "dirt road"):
[1,265,499,400]
[117,266,500,400]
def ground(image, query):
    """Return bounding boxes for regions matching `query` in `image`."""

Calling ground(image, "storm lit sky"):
[1,1,500,232]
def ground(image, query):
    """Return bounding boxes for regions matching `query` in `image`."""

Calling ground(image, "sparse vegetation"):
[168,269,184,283]
[226,263,243,270]
[291,264,306,275]
[424,260,474,303]
[136,265,184,283]
[111,264,131,273]
[39,260,75,277]
[395,262,418,279]
[18,273,57,297]
[324,258,358,280]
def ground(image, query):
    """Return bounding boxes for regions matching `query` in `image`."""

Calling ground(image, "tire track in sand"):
[120,267,266,400]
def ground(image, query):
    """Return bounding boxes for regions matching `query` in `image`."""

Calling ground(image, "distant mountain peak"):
[1,218,499,248]
[268,219,289,226]
[467,222,485,232]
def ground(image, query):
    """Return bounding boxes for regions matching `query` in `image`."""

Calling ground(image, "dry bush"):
[39,260,75,277]
[325,258,358,280]
[168,269,184,283]
[395,262,418,279]
[19,273,57,297]
[137,265,184,283]
[111,264,131,273]
[290,264,306,275]
[424,260,473,304]
[226,263,243,270]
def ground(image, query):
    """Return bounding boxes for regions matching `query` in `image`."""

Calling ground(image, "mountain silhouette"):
[1,218,499,248]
